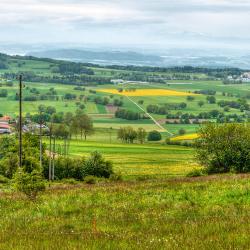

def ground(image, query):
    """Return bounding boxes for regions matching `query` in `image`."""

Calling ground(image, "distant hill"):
[27,49,164,66]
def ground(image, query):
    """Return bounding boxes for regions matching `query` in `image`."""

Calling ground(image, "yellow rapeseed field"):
[171,133,199,141]
[97,88,197,96]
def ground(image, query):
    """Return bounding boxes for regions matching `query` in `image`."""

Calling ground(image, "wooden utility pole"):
[18,75,23,168]
[49,123,52,181]
[39,111,43,169]
[52,136,56,181]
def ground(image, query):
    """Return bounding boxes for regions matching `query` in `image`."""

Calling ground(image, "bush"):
[14,169,46,200]
[83,151,114,178]
[84,175,96,184]
[110,172,123,182]
[0,175,9,184]
[147,130,162,141]
[44,157,85,180]
[195,123,250,174]
[178,128,186,135]
[186,169,204,177]
[61,178,78,185]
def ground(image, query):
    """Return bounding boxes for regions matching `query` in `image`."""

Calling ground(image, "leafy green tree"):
[14,169,45,200]
[195,123,250,174]
[83,151,113,178]
[117,127,137,143]
[75,111,94,140]
[198,100,205,107]
[178,128,186,135]
[137,128,147,144]
[206,96,216,104]
[187,96,195,101]
[147,131,162,141]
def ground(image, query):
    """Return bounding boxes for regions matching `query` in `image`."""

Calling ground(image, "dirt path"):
[125,95,173,136]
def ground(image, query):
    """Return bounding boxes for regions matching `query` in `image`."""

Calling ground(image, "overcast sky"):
[1,0,250,50]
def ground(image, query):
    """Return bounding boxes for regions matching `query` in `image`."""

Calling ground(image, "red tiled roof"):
[0,116,11,121]
[0,124,10,129]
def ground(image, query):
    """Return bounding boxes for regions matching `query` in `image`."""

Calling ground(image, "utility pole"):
[39,111,43,169]
[52,136,56,181]
[18,75,23,168]
[49,122,52,181]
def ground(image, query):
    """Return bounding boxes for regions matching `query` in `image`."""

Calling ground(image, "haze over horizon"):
[0,0,250,52]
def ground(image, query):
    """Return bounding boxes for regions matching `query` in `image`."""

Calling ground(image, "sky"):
[0,0,250,50]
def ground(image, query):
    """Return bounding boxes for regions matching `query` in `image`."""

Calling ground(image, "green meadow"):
[1,175,250,249]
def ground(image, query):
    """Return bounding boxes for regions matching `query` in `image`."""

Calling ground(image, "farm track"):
[125,95,173,135]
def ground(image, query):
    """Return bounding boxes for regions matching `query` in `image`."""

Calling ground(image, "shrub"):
[148,130,162,141]
[44,157,85,180]
[14,169,46,200]
[110,172,123,182]
[84,175,96,184]
[195,123,250,174]
[83,151,114,178]
[186,169,204,177]
[178,128,186,135]
[0,175,9,184]
[61,178,78,185]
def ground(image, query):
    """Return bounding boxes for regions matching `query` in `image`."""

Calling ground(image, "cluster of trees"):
[194,90,216,95]
[74,86,85,91]
[93,96,123,107]
[223,78,242,85]
[117,127,147,143]
[0,54,8,69]
[52,62,94,75]
[0,89,8,97]
[117,127,162,143]
[165,110,247,124]
[104,65,243,77]
[28,107,94,140]
[217,99,249,111]
[115,109,144,120]
[4,72,112,86]
[16,87,59,101]
[0,134,114,199]
[147,103,187,115]
[94,96,110,105]
[64,93,77,100]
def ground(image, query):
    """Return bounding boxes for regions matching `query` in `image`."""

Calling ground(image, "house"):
[0,115,11,124]
[0,124,11,134]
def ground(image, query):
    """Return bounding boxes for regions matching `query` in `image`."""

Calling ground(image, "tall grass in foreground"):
[0,175,250,249]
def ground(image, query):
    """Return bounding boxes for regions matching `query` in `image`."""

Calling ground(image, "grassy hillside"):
[1,175,249,249]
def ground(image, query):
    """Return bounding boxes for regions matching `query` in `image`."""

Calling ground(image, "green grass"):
[0,175,250,249]
[52,139,196,177]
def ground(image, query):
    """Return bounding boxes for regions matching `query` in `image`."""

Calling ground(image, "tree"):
[198,100,205,107]
[14,169,45,200]
[206,96,216,104]
[137,128,147,144]
[147,131,162,141]
[63,112,74,126]
[75,111,94,140]
[187,96,195,101]
[195,123,250,174]
[83,151,113,178]
[178,128,186,135]
[117,127,137,143]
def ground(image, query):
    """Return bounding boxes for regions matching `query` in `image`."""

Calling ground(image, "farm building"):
[0,123,11,134]
[0,115,11,124]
